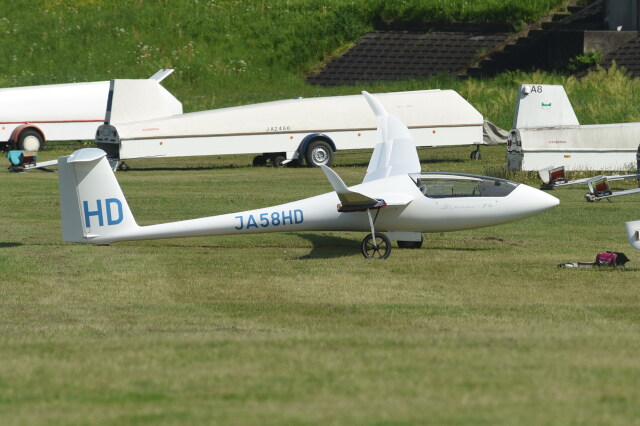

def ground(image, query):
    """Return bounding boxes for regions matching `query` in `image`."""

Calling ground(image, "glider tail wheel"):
[361,233,391,259]
[397,236,423,249]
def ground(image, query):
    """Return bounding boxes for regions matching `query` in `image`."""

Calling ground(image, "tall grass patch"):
[4,0,571,111]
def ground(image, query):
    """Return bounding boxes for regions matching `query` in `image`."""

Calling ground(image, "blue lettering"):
[106,198,123,225]
[246,215,258,229]
[234,215,244,230]
[271,212,281,226]
[235,210,304,230]
[83,200,104,228]
[259,212,269,227]
[282,210,293,225]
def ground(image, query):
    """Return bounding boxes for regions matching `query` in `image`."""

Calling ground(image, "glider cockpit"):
[411,173,519,199]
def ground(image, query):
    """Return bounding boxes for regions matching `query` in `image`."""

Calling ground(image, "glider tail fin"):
[361,91,421,183]
[513,84,579,129]
[58,148,139,244]
[104,78,182,126]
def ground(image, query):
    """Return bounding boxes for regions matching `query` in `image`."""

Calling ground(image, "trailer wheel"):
[271,154,286,168]
[305,140,333,167]
[18,129,44,151]
[397,237,423,249]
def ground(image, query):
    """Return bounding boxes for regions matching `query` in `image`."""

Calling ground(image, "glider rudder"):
[59,148,139,244]
[105,78,182,126]
[361,91,421,183]
[513,84,579,129]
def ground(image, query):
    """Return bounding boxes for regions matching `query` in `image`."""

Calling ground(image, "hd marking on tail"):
[83,198,125,227]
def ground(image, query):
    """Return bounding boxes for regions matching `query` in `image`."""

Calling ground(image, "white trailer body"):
[507,84,640,171]
[0,80,107,150]
[96,79,486,167]
[0,70,178,152]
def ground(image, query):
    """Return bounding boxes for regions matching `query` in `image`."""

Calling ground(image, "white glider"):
[58,92,559,259]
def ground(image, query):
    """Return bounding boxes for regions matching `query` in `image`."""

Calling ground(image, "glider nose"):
[533,186,560,210]
[513,184,560,215]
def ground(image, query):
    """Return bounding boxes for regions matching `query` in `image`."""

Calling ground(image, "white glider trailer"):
[0,70,178,153]
[96,78,495,169]
[507,84,640,171]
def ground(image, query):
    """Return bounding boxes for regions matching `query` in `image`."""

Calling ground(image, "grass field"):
[3,0,640,423]
[2,144,640,424]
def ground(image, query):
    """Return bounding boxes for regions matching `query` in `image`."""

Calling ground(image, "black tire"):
[470,149,481,161]
[361,233,392,259]
[118,161,130,172]
[17,129,44,151]
[271,154,286,168]
[397,236,423,249]
[252,155,267,166]
[305,140,333,167]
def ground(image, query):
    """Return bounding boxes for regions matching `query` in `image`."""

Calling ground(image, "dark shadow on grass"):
[0,242,23,248]
[335,158,465,168]
[114,153,466,172]
[290,233,495,258]
[420,245,494,252]
[120,164,251,172]
[289,233,357,259]
[420,158,466,165]
[127,233,356,258]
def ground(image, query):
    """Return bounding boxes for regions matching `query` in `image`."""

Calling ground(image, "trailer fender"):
[9,124,46,151]
[298,134,336,167]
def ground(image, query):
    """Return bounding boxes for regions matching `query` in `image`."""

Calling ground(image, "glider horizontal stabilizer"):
[321,165,383,211]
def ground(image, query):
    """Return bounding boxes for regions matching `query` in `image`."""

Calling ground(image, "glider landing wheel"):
[361,233,391,259]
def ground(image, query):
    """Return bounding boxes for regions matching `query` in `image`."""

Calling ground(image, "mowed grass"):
[2,0,640,422]
[2,145,640,424]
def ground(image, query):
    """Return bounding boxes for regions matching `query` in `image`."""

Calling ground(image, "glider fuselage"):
[79,173,558,244]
